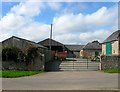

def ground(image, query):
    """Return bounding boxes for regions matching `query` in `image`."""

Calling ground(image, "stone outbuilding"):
[101,30,120,69]
[82,41,102,59]
[2,36,47,70]
[102,30,120,55]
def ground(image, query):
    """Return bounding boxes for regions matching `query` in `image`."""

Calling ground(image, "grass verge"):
[0,70,45,78]
[103,68,120,73]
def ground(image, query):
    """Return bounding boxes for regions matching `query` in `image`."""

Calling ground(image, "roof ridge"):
[103,30,119,43]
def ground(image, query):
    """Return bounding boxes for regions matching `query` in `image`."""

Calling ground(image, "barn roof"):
[38,38,64,46]
[103,30,120,43]
[83,41,102,50]
[2,36,46,49]
[65,45,84,51]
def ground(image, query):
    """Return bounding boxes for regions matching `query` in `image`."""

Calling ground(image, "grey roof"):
[2,36,46,49]
[103,30,120,43]
[65,45,85,51]
[38,38,64,46]
[83,41,102,50]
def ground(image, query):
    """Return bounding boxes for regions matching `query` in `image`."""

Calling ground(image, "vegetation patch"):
[0,70,44,78]
[103,68,120,73]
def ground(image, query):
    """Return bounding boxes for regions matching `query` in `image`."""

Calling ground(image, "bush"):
[2,47,22,62]
[2,46,39,64]
[26,45,39,64]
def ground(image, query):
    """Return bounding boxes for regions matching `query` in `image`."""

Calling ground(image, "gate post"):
[87,58,88,69]
[99,56,102,70]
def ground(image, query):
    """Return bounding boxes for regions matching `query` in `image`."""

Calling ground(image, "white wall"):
[112,41,119,55]
[102,41,119,55]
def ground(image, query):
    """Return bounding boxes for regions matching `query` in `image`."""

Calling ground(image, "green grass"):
[0,70,45,78]
[114,90,120,92]
[103,68,120,73]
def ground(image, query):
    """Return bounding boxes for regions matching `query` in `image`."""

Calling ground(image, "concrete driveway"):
[2,71,118,90]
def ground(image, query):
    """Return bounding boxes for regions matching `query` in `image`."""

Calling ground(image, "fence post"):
[73,58,74,70]
[87,58,88,69]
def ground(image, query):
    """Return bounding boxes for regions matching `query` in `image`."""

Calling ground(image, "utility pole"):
[118,2,120,55]
[118,30,120,69]
[49,24,52,51]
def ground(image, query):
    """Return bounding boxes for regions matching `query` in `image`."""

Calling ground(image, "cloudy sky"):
[0,0,118,45]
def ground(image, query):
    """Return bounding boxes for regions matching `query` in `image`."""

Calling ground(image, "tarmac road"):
[2,71,119,90]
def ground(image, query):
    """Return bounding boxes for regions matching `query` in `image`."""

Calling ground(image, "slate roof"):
[65,45,85,51]
[38,38,64,46]
[103,30,120,43]
[83,41,102,50]
[2,36,46,49]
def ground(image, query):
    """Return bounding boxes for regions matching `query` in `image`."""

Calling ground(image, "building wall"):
[80,50,84,57]
[83,50,101,59]
[112,41,119,55]
[102,44,106,55]
[73,51,80,58]
[2,38,14,47]
[2,37,46,70]
[2,37,35,52]
[102,41,119,55]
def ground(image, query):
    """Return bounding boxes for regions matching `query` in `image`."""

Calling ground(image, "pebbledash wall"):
[101,55,120,69]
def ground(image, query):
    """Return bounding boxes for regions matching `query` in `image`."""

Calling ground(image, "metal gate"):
[60,59,101,71]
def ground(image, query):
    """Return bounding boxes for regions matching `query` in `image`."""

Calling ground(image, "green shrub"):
[2,47,22,62]
[2,46,39,64]
[26,45,39,65]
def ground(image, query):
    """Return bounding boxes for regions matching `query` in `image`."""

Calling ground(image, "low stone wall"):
[2,61,26,70]
[2,54,45,70]
[2,60,44,70]
[101,55,120,69]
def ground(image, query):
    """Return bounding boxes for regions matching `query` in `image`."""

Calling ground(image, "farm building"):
[65,45,84,58]
[102,30,120,55]
[38,38,68,60]
[38,39,85,58]
[101,30,120,69]
[38,38,66,52]
[2,36,46,51]
[82,41,102,59]
[2,36,47,70]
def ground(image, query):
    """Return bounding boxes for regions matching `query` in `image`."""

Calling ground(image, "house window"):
[106,42,112,55]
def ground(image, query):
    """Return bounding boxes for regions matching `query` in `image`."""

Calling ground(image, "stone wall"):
[2,52,45,70]
[2,61,26,70]
[101,55,120,69]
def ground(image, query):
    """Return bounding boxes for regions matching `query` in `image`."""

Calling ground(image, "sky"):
[0,0,119,45]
